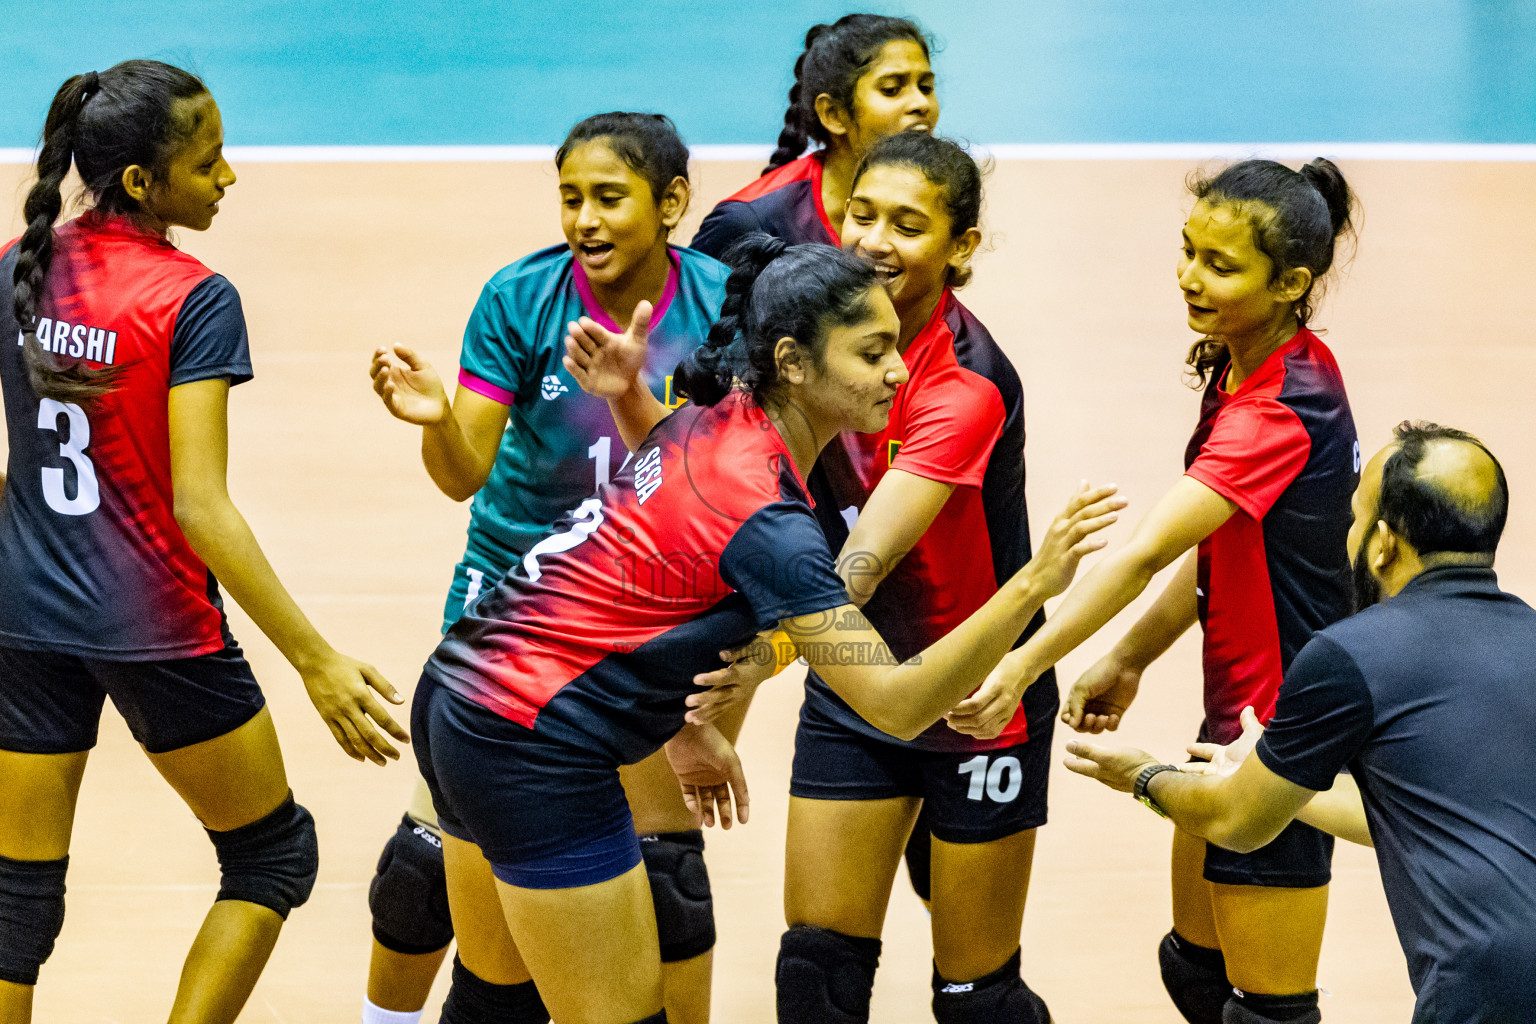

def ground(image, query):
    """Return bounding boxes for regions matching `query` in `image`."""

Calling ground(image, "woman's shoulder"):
[670,244,731,301]
[483,243,575,296]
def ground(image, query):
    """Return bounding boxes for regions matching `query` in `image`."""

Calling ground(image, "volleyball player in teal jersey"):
[362,113,730,1024]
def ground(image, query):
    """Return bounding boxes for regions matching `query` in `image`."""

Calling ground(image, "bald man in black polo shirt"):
[1065,421,1536,1024]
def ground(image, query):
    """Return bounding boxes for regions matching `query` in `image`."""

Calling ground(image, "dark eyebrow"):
[1183,229,1241,263]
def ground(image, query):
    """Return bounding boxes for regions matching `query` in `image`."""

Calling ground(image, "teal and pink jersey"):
[425,391,850,762]
[449,243,728,627]
[0,213,252,659]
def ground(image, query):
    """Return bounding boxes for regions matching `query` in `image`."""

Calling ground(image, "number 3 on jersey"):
[37,398,100,516]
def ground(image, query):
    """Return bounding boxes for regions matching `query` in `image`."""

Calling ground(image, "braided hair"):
[1185,158,1358,385]
[14,60,208,403]
[672,233,878,407]
[765,14,931,173]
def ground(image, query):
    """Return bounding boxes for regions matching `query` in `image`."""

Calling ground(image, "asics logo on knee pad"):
[940,982,974,994]
[412,825,442,848]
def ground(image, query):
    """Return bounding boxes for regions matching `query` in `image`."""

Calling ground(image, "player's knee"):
[0,853,68,986]
[640,830,714,963]
[626,1013,667,1024]
[931,947,1050,1024]
[1223,989,1321,1024]
[439,955,548,1024]
[1159,930,1231,1024]
[369,813,454,954]
[776,925,882,1024]
[206,793,318,919]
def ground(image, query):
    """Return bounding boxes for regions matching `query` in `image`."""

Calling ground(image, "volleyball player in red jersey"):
[600,133,1068,1023]
[421,238,1119,1024]
[0,62,405,1024]
[950,160,1361,1024]
[690,14,937,258]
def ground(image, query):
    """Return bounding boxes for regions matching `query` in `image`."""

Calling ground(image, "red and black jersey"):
[1184,327,1358,744]
[689,153,839,259]
[0,213,252,659]
[426,391,850,763]
[804,292,1055,752]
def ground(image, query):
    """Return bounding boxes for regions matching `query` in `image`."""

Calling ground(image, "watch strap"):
[1133,763,1180,818]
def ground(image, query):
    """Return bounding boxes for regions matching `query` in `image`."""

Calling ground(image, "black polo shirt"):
[1257,566,1536,1024]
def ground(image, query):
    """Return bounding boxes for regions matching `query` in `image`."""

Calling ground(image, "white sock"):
[361,996,424,1024]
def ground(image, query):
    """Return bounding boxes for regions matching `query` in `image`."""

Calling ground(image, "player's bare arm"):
[369,343,510,501]
[169,377,408,764]
[947,475,1233,740]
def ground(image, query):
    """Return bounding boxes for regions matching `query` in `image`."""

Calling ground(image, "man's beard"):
[1352,545,1383,612]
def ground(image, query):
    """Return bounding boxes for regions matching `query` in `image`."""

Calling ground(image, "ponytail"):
[13,60,208,404]
[673,233,878,407]
[764,14,930,174]
[1186,157,1360,385]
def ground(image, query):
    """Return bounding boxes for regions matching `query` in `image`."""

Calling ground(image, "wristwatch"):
[1132,763,1180,818]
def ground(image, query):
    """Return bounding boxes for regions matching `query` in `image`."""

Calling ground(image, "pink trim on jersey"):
[571,249,680,333]
[459,367,517,406]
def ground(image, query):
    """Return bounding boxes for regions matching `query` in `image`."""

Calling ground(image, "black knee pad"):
[370,813,453,954]
[904,805,932,903]
[1160,930,1231,1024]
[932,948,1050,1024]
[776,925,881,1024]
[439,955,548,1024]
[1224,989,1321,1024]
[639,830,714,963]
[0,854,68,986]
[206,793,318,919]
[627,1013,667,1024]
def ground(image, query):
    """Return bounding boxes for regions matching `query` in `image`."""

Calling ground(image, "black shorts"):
[1203,818,1334,888]
[0,642,266,755]
[788,694,1051,844]
[412,674,642,890]
[1194,723,1334,888]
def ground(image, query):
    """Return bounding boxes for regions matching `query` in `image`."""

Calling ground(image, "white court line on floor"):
[3,143,1536,164]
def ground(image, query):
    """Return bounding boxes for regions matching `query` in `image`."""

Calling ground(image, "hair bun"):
[1300,158,1353,237]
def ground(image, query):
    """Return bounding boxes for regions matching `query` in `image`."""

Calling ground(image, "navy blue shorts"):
[1194,723,1334,888]
[0,642,265,755]
[788,694,1051,844]
[412,674,642,890]
[1203,818,1334,888]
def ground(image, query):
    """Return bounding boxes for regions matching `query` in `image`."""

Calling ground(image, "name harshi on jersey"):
[18,318,119,364]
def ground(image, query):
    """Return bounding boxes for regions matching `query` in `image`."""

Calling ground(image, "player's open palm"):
[664,721,750,829]
[370,343,450,425]
[1063,652,1142,734]
[299,648,410,766]
[564,300,652,400]
[1030,481,1126,599]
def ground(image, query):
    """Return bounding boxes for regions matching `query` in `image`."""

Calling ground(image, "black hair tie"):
[81,70,100,101]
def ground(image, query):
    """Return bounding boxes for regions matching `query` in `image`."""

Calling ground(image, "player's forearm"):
[1110,551,1199,670]
[1010,542,1168,681]
[176,496,333,671]
[1297,775,1373,847]
[420,412,493,501]
[609,380,670,452]
[863,571,1047,740]
[1147,768,1292,854]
